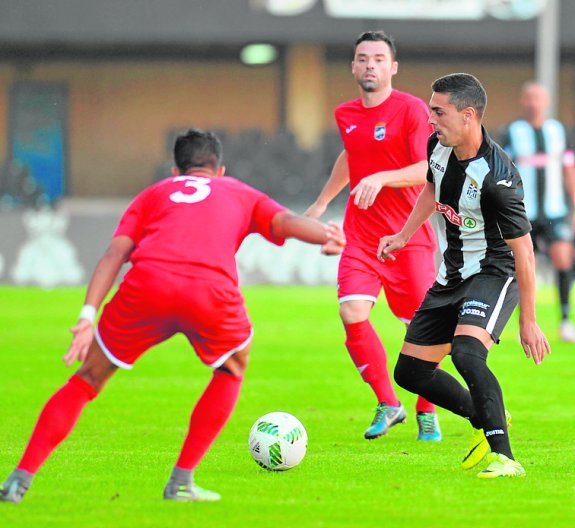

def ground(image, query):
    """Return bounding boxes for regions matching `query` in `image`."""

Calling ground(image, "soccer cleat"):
[364,402,407,440]
[461,410,512,470]
[163,481,221,502]
[477,452,526,479]
[559,320,575,342]
[416,412,442,441]
[0,472,30,504]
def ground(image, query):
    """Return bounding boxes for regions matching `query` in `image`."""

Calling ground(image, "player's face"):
[520,84,549,121]
[351,40,398,93]
[428,92,467,148]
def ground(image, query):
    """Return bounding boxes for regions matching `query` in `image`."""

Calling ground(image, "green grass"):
[0,285,574,527]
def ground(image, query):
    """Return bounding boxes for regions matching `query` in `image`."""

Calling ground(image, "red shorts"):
[337,245,436,322]
[96,263,253,369]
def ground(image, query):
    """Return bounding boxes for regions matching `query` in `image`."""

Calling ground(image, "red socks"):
[344,321,399,406]
[415,395,436,413]
[175,370,243,471]
[18,375,98,474]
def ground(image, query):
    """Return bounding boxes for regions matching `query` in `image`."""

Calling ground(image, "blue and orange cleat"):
[364,402,407,440]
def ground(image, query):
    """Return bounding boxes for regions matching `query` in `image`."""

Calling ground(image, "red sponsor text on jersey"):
[435,201,463,226]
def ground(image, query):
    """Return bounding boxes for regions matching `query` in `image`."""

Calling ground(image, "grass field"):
[0,285,574,527]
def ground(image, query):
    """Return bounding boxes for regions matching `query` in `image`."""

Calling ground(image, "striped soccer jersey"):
[427,128,531,286]
[501,118,575,221]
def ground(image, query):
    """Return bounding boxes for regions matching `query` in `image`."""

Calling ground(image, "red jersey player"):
[0,129,345,504]
[306,31,441,441]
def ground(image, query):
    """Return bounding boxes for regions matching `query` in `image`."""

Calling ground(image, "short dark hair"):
[173,128,223,174]
[354,30,397,60]
[431,73,487,118]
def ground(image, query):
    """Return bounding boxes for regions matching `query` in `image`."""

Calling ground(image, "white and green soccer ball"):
[248,411,308,471]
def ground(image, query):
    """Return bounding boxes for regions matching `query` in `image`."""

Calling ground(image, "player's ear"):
[463,108,474,123]
[391,61,398,76]
[170,166,180,176]
[217,165,226,178]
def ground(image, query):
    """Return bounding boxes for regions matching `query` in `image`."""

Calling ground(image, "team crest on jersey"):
[466,179,479,199]
[374,122,386,141]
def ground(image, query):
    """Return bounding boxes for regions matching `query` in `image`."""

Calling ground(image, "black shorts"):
[531,217,573,251]
[405,274,519,346]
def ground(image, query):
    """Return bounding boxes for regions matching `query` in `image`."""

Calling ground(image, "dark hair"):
[431,73,487,118]
[354,30,397,60]
[173,128,223,173]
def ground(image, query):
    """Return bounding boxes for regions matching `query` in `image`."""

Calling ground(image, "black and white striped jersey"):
[500,119,574,222]
[427,128,531,287]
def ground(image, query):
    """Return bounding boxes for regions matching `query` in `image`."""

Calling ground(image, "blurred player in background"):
[306,30,441,441]
[0,129,345,504]
[500,81,575,342]
[380,73,550,479]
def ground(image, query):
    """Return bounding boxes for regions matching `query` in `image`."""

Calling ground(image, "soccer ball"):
[248,411,307,471]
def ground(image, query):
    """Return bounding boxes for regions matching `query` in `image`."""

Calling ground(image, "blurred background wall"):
[0,0,572,285]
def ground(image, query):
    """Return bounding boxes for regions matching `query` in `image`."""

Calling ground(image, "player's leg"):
[452,275,525,477]
[164,281,251,501]
[338,246,406,440]
[165,342,250,503]
[338,246,403,439]
[548,236,575,341]
[450,328,523,477]
[393,283,485,463]
[340,300,400,407]
[0,340,117,504]
[382,249,442,441]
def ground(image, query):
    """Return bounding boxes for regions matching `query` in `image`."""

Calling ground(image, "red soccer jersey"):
[336,89,436,252]
[114,175,287,284]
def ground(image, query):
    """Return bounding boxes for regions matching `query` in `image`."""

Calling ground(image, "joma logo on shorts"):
[435,202,477,229]
[460,307,486,318]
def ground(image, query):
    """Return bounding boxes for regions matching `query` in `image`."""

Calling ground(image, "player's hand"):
[519,320,551,365]
[377,233,407,261]
[304,202,327,219]
[321,221,346,255]
[350,174,384,210]
[63,318,94,367]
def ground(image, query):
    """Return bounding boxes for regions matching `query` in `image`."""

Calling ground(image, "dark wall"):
[0,0,572,55]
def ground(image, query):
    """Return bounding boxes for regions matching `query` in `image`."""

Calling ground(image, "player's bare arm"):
[64,235,135,366]
[351,160,427,210]
[304,150,350,219]
[271,212,345,255]
[378,180,435,261]
[505,234,551,365]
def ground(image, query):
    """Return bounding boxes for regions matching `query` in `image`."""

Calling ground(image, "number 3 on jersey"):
[169,176,212,204]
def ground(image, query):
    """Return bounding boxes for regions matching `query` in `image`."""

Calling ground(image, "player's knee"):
[394,354,438,394]
[339,301,371,324]
[450,335,488,377]
[215,365,245,380]
[75,362,117,393]
[218,346,250,378]
[75,370,105,395]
